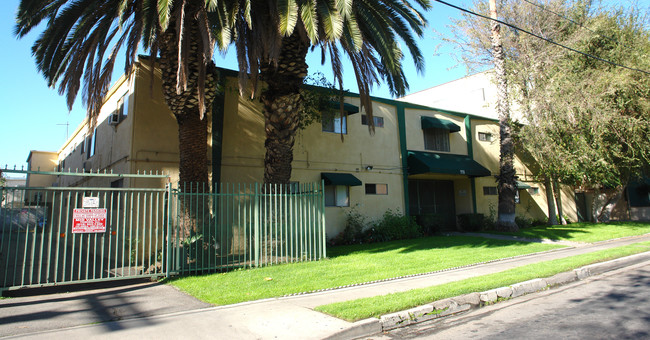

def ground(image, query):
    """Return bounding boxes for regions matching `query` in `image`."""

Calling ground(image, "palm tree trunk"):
[260,33,309,185]
[158,2,218,240]
[490,0,518,232]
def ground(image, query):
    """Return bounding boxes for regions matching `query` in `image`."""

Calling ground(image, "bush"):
[372,209,422,242]
[457,213,485,232]
[329,208,367,245]
[329,209,423,246]
[515,216,533,229]
[417,213,446,234]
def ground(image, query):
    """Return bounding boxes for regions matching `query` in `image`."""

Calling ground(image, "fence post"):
[165,182,172,278]
[254,183,260,267]
[320,180,326,259]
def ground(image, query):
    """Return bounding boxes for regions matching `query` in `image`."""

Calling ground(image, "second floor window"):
[322,113,347,134]
[424,128,450,152]
[361,115,384,128]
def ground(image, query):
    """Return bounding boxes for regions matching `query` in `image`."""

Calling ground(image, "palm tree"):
[229,0,430,184]
[15,0,228,189]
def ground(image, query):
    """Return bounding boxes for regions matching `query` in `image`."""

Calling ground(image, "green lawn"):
[315,241,650,321]
[487,221,650,243]
[168,235,562,305]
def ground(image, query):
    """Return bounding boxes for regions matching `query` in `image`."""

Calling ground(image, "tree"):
[15,0,228,189]
[488,0,518,231]
[446,0,650,223]
[229,0,430,184]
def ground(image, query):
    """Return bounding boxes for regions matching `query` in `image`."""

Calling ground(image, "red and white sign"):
[72,208,107,233]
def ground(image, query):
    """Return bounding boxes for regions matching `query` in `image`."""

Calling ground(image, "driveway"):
[0,280,211,337]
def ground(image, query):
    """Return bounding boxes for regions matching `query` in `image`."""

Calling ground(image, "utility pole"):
[490,0,518,232]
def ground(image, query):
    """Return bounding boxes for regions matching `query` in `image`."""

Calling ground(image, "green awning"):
[407,151,491,177]
[516,181,532,189]
[328,101,360,114]
[321,173,362,186]
[421,116,461,132]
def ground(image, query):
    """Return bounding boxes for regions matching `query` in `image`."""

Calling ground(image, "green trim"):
[321,173,362,186]
[471,177,477,213]
[407,151,492,177]
[465,116,473,160]
[396,105,410,215]
[211,83,226,191]
[516,181,532,189]
[211,65,497,123]
[466,116,476,213]
[420,116,461,132]
[328,101,359,114]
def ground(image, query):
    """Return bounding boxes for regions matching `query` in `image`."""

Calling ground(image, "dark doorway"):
[409,179,456,231]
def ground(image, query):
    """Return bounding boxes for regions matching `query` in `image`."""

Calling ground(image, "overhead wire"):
[433,0,650,76]
[521,0,635,51]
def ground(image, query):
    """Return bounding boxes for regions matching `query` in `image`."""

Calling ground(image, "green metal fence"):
[1,168,326,291]
[0,169,169,290]
[167,182,327,276]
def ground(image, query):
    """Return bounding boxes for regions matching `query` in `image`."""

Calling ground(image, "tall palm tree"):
[15,0,228,189]
[229,0,430,184]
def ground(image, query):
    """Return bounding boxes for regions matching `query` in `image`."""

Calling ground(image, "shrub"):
[515,216,533,229]
[372,209,422,242]
[457,213,485,232]
[329,207,367,245]
[417,213,446,234]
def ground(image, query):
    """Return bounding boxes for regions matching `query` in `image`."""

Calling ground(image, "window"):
[322,113,347,134]
[483,186,498,195]
[424,128,450,152]
[361,115,384,128]
[118,94,129,119]
[528,187,539,195]
[365,183,388,195]
[88,128,97,158]
[325,185,349,207]
[478,132,493,142]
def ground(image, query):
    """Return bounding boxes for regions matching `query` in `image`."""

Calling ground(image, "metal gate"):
[1,168,326,291]
[1,169,169,291]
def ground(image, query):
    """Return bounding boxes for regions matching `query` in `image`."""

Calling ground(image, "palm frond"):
[277,0,299,36]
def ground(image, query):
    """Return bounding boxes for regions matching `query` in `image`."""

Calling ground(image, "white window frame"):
[325,185,350,207]
[322,114,347,134]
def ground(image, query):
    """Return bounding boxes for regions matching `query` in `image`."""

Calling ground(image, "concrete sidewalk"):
[2,234,650,339]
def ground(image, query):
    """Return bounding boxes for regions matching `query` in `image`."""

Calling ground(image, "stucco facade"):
[30,59,580,238]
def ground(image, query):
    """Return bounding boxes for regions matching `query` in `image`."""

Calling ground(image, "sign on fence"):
[72,208,107,233]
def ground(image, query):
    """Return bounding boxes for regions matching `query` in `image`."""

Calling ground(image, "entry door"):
[409,180,456,227]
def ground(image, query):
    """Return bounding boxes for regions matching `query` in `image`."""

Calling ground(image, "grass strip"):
[167,236,562,305]
[486,221,650,243]
[315,241,650,321]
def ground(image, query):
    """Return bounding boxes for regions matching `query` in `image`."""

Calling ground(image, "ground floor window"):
[325,185,349,207]
[365,183,388,195]
[483,186,498,195]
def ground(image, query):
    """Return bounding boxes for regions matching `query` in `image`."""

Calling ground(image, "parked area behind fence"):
[0,169,326,291]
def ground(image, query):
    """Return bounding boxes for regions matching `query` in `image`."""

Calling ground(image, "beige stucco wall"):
[404,109,468,155]
[26,151,59,188]
[470,119,577,223]
[218,81,405,237]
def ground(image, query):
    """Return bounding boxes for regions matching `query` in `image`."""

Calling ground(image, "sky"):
[0,0,632,178]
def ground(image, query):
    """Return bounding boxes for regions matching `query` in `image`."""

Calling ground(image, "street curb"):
[332,251,650,339]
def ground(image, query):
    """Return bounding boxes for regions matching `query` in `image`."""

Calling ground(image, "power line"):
[521,0,634,51]
[433,0,650,76]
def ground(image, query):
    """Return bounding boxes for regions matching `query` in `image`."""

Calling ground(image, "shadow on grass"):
[491,221,650,241]
[327,235,539,258]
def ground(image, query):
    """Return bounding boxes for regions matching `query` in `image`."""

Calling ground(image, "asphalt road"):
[374,260,650,340]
